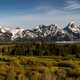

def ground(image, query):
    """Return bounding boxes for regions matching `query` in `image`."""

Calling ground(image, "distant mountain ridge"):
[0,21,80,42]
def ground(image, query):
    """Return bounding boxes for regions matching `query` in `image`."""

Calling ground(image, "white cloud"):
[64,0,80,10]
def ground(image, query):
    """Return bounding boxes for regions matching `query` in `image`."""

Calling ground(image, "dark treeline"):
[0,42,80,57]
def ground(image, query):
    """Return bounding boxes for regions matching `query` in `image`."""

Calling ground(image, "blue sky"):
[0,0,80,28]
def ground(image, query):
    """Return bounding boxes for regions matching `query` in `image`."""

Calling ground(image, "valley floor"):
[0,56,80,80]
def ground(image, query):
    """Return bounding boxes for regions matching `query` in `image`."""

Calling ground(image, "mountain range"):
[0,21,80,42]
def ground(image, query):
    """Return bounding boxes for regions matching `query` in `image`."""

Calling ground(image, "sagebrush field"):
[0,56,80,80]
[0,42,79,80]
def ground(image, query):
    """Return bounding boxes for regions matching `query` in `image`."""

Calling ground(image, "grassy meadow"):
[0,42,79,80]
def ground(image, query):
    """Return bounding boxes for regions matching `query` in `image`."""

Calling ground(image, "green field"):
[0,56,79,80]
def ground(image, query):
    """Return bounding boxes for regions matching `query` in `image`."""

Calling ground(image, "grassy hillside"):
[0,56,79,80]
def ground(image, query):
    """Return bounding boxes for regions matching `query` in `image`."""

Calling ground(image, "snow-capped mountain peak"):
[0,22,80,41]
[11,27,25,40]
[0,26,11,33]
